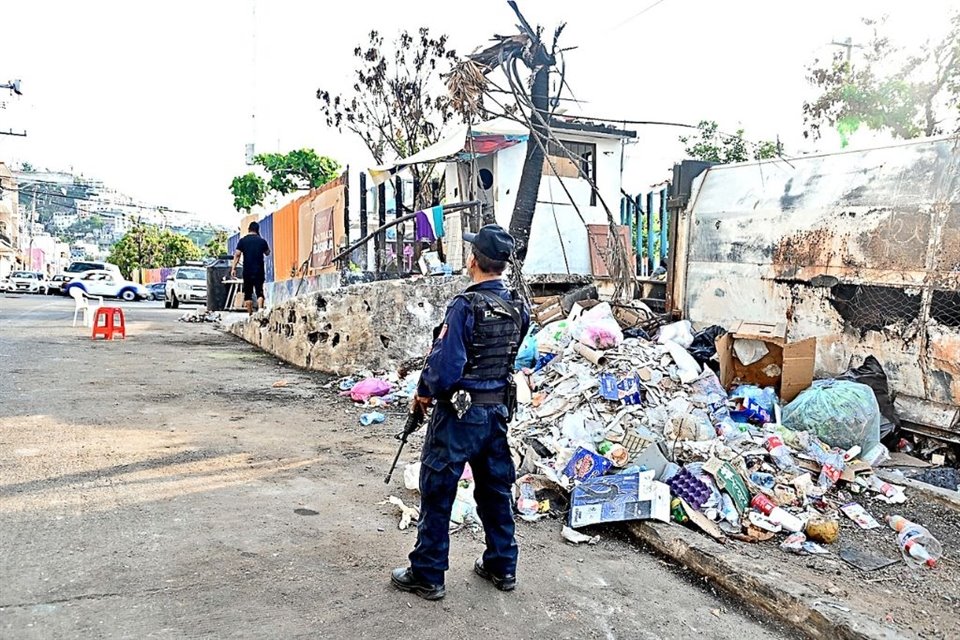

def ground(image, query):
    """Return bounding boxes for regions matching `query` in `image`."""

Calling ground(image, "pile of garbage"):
[178,310,221,323]
[505,300,943,567]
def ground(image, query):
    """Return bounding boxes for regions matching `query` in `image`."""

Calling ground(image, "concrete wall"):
[677,135,960,435]
[229,276,468,375]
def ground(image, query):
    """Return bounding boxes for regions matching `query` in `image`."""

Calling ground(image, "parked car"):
[165,263,207,308]
[147,282,166,301]
[63,270,150,301]
[8,271,45,294]
[65,260,123,279]
[43,274,71,296]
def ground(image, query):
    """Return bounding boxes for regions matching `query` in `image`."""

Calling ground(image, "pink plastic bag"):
[341,378,392,402]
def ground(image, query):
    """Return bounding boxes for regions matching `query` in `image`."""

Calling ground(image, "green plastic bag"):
[783,380,881,454]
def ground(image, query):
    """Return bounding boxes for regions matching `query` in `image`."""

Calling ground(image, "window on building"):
[542,139,597,206]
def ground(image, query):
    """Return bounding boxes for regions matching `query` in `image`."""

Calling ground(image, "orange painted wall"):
[271,198,302,281]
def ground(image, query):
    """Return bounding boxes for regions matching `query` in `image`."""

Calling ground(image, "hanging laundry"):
[414,210,436,242]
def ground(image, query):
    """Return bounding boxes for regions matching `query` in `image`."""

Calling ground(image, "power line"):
[608,0,669,32]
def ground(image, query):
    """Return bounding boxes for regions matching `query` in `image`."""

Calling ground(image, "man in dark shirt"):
[231,221,271,315]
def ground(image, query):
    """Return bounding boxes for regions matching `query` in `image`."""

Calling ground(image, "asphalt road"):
[0,293,793,639]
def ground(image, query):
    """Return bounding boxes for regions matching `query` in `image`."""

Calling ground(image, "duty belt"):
[441,389,507,419]
[467,390,507,405]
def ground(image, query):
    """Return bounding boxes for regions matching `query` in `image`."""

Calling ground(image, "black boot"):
[474,559,516,592]
[390,567,445,601]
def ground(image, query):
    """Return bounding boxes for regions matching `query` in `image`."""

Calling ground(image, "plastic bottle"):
[749,472,776,490]
[517,481,540,517]
[751,493,804,533]
[806,440,845,488]
[866,476,906,504]
[887,516,942,568]
[818,451,845,488]
[765,435,801,473]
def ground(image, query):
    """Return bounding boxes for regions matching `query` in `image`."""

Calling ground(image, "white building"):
[445,119,635,274]
[52,211,79,230]
[28,233,71,274]
[0,163,19,278]
[371,116,635,275]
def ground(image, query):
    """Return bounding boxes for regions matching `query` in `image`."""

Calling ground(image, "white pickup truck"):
[164,263,207,309]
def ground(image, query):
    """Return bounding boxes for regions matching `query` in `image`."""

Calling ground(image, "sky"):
[0,0,952,227]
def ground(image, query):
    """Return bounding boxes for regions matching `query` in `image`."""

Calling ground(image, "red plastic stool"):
[91,307,126,340]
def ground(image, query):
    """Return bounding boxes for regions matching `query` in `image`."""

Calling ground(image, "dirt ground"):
[0,294,796,640]
[736,486,960,639]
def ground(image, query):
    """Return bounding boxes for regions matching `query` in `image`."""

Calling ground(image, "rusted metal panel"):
[680,136,960,437]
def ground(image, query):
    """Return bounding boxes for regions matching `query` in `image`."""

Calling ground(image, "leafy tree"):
[257,149,340,195]
[229,149,340,212]
[204,230,229,258]
[679,121,779,164]
[317,28,457,208]
[107,223,201,278]
[229,172,267,213]
[803,14,960,144]
[157,228,202,267]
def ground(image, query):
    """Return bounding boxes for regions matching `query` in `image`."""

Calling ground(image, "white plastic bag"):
[403,462,422,492]
[657,320,695,348]
[663,340,702,384]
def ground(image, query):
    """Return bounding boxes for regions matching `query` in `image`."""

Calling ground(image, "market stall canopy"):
[368,117,528,186]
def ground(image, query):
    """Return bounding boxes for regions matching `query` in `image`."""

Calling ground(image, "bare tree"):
[317,28,457,208]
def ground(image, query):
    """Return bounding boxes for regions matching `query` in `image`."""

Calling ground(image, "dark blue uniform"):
[408,279,530,586]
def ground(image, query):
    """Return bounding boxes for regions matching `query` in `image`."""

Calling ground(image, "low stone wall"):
[229,276,468,375]
[263,273,341,310]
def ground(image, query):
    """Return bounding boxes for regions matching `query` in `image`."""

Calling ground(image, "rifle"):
[383,404,426,484]
[384,332,439,485]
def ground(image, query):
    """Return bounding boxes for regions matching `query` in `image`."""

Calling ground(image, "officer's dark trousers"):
[409,403,517,586]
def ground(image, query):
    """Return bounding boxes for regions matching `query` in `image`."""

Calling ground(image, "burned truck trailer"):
[672,136,960,443]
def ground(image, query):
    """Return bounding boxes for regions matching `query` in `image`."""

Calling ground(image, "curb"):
[623,521,907,640]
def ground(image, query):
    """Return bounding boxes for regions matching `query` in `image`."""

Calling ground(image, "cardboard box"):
[569,471,671,527]
[562,447,613,483]
[716,321,815,403]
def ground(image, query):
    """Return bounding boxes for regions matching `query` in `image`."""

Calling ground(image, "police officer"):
[391,224,530,601]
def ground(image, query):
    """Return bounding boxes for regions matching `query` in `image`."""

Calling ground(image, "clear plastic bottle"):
[887,515,942,568]
[806,440,845,488]
[516,481,540,517]
[765,434,801,473]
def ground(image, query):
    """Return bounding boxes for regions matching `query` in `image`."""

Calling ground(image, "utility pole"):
[26,195,36,269]
[0,79,27,137]
[830,37,861,64]
[504,1,556,263]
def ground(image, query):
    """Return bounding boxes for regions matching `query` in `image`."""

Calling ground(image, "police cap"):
[463,224,515,262]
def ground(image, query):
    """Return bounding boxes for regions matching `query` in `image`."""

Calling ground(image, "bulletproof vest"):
[461,290,523,383]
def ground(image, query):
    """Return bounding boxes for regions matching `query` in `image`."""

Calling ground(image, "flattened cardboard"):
[716,321,816,403]
[704,457,751,514]
[569,472,670,527]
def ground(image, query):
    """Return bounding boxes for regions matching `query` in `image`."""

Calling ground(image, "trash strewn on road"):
[495,297,953,573]
[340,290,956,602]
[178,310,221,323]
